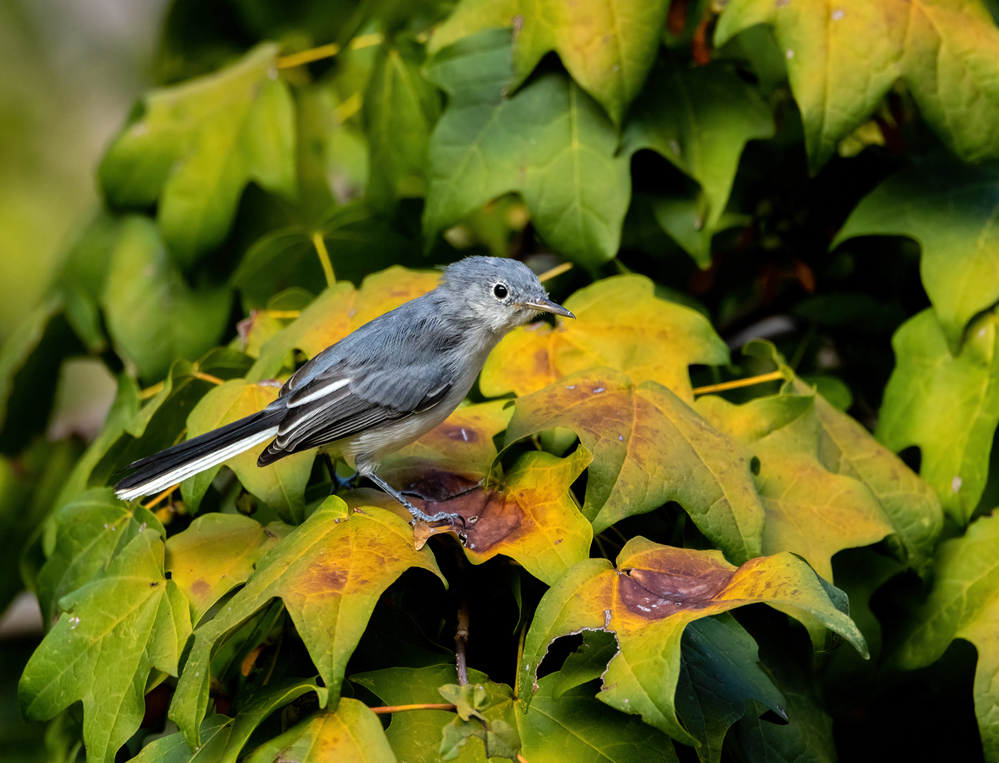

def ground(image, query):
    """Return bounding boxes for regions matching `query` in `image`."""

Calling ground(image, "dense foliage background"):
[4,0,999,760]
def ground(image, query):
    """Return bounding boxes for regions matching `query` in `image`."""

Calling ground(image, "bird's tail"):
[113,410,283,501]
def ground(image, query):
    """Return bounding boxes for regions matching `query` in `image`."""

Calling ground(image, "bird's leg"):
[323,455,359,495]
[366,473,464,527]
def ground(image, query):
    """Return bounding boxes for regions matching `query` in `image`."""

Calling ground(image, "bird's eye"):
[493,283,509,299]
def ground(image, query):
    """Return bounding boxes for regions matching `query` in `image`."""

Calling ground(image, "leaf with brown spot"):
[180,379,314,523]
[165,513,289,624]
[249,267,441,381]
[504,368,764,564]
[343,449,593,586]
[377,401,513,501]
[481,275,728,402]
[170,497,446,750]
[520,538,867,745]
[698,393,898,581]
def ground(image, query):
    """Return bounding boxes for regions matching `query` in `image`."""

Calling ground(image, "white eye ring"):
[493,282,509,299]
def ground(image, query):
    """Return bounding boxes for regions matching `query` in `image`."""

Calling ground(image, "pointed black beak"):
[521,297,575,319]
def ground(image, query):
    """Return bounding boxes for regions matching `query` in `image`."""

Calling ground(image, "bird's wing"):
[259,360,454,464]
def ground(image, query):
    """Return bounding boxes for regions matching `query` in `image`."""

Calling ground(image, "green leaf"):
[244,698,395,763]
[99,44,296,266]
[364,37,440,210]
[674,614,786,763]
[19,529,192,763]
[423,29,631,271]
[481,275,729,402]
[165,513,288,623]
[877,308,999,525]
[505,369,765,563]
[715,0,999,170]
[430,0,670,125]
[0,297,80,454]
[520,539,867,745]
[180,379,315,523]
[835,157,999,353]
[352,665,490,763]
[623,62,774,268]
[37,488,164,625]
[894,511,999,762]
[100,216,231,381]
[170,497,446,749]
[132,715,233,762]
[134,679,328,763]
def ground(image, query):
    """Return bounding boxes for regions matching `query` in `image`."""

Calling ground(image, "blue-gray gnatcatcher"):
[114,256,574,525]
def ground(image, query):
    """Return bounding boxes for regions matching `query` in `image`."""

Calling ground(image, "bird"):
[113,256,574,525]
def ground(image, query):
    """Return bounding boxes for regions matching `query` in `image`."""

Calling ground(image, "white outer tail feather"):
[114,426,280,501]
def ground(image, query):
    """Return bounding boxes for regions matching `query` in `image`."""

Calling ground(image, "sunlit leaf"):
[364,37,440,210]
[37,487,164,625]
[249,266,441,381]
[877,308,999,525]
[180,379,315,523]
[170,497,446,749]
[520,539,867,745]
[165,513,289,623]
[698,393,894,581]
[344,448,593,586]
[505,369,764,563]
[430,0,669,125]
[100,216,231,382]
[423,30,631,271]
[481,275,729,402]
[623,62,773,268]
[894,511,999,763]
[715,0,999,170]
[244,698,395,763]
[835,157,999,352]
[99,44,295,265]
[20,530,192,763]
[805,384,943,574]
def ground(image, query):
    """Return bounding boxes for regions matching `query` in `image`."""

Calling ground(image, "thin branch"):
[537,261,573,283]
[455,593,470,686]
[142,486,178,510]
[275,33,383,69]
[692,370,786,396]
[370,703,456,715]
[191,371,224,386]
[312,231,336,287]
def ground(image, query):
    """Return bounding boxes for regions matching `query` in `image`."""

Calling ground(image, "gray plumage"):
[114,256,573,524]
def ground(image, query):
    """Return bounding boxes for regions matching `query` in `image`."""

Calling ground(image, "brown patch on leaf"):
[618,565,733,620]
[189,578,211,599]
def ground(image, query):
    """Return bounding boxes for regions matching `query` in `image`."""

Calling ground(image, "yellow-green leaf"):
[165,513,289,623]
[170,497,446,749]
[505,369,764,563]
[521,539,866,745]
[877,309,999,525]
[716,0,999,170]
[481,275,728,402]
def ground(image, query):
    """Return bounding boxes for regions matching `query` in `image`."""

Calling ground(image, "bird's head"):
[440,256,574,334]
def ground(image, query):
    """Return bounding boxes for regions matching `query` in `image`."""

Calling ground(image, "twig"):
[370,703,456,715]
[692,370,786,396]
[275,33,384,69]
[537,262,572,283]
[455,593,470,686]
[312,232,336,287]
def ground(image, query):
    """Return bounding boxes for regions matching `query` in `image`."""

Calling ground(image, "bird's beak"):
[521,297,575,319]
